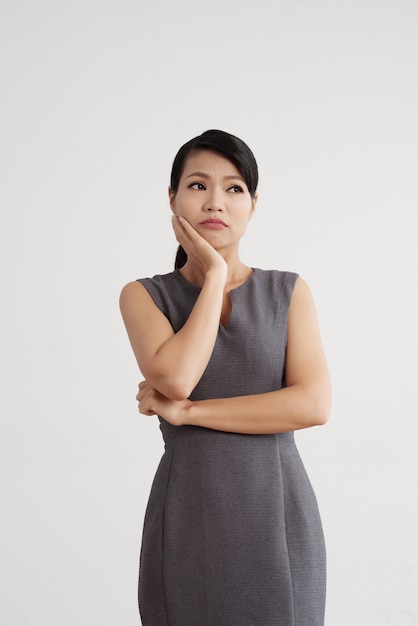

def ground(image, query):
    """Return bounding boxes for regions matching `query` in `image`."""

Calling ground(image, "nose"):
[203,188,224,212]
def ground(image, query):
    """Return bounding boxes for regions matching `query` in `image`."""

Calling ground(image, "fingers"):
[171,215,194,248]
[136,380,157,416]
[172,215,207,248]
[139,405,156,416]
[136,380,148,401]
[137,394,156,415]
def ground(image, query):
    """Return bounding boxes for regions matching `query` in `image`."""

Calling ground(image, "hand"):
[172,215,227,279]
[136,380,190,427]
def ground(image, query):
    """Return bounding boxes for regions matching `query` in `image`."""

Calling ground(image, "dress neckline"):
[174,268,258,330]
[174,267,257,294]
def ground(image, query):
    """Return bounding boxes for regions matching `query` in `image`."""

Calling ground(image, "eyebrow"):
[185,171,245,182]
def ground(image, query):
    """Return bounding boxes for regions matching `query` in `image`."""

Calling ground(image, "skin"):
[119,150,331,434]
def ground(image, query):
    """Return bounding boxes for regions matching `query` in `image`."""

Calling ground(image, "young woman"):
[120,130,331,626]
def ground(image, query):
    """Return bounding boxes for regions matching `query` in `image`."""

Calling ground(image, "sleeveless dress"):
[136,268,326,626]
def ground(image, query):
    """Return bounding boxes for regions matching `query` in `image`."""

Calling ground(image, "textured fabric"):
[136,268,326,626]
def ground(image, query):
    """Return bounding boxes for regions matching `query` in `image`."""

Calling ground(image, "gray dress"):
[137,268,326,626]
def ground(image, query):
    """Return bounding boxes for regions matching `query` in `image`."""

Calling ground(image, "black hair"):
[170,130,258,269]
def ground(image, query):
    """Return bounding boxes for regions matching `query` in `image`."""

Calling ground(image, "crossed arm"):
[120,279,331,435]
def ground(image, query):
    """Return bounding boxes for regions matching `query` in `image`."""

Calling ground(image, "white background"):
[1,1,417,624]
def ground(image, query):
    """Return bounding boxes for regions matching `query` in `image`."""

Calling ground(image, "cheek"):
[240,209,254,230]
[172,195,195,216]
[170,197,183,216]
[238,200,255,221]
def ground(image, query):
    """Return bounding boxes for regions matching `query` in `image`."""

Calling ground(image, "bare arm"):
[120,216,227,400]
[137,278,331,433]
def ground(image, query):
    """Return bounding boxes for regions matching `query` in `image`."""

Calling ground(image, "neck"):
[180,255,252,290]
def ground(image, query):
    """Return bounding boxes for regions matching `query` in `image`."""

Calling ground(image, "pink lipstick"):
[199,218,228,230]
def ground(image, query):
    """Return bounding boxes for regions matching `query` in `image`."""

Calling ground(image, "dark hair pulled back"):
[170,130,258,269]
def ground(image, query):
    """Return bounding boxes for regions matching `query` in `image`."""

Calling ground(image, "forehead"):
[182,150,242,178]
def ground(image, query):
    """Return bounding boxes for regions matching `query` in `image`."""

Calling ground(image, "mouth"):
[199,218,228,229]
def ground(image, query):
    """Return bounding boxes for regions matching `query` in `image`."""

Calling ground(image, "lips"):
[199,218,228,228]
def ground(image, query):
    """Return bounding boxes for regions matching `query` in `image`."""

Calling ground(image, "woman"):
[120,129,331,626]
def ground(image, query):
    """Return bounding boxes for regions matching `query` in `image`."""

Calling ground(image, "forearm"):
[150,271,225,399]
[184,384,331,434]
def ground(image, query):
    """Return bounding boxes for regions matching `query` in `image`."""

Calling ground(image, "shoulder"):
[254,268,299,283]
[288,276,319,322]
[119,280,151,317]
[120,271,182,320]
[120,271,177,300]
[252,268,300,298]
[136,270,178,289]
[119,276,172,327]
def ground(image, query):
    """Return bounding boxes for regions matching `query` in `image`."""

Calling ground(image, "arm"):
[137,278,331,433]
[120,216,227,400]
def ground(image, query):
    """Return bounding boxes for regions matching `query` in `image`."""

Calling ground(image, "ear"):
[248,193,258,220]
[168,186,176,213]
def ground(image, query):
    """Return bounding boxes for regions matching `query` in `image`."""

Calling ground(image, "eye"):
[227,185,244,193]
[188,182,206,190]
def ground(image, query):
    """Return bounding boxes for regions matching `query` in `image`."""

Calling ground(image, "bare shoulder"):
[119,280,155,316]
[288,276,318,318]
[120,279,147,303]
[119,279,170,334]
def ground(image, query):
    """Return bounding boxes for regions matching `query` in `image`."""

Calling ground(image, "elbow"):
[312,409,329,427]
[166,386,192,401]
[306,388,331,427]
[153,375,193,402]
[314,401,331,427]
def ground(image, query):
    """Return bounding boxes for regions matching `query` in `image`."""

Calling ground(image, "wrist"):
[181,399,195,426]
[205,267,227,287]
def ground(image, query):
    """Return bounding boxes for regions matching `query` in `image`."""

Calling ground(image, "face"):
[169,150,257,251]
